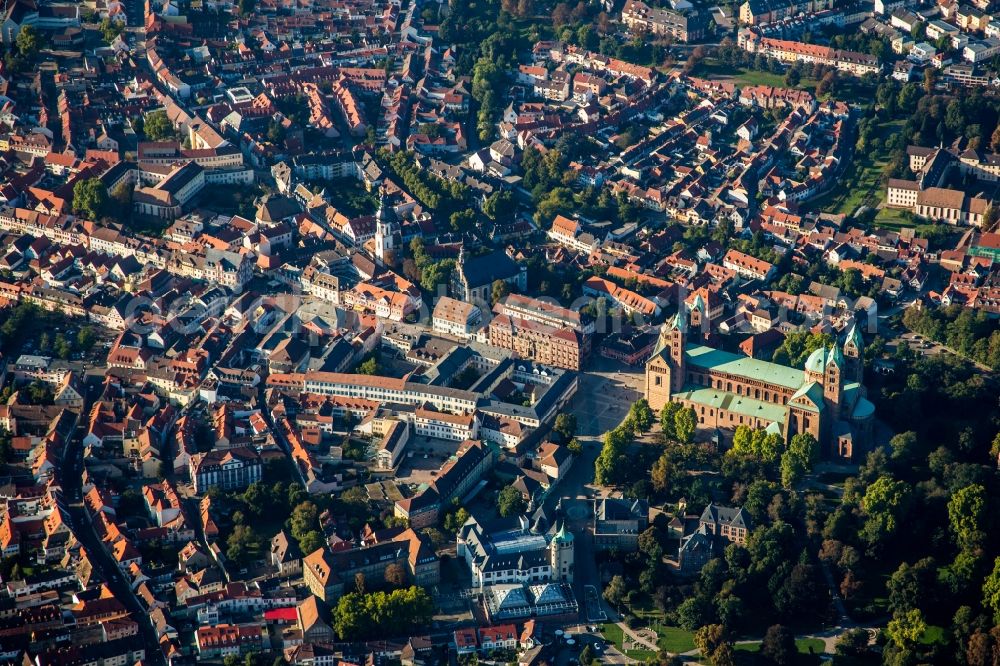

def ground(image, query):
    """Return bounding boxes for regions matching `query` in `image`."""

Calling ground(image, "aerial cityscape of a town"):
[4,0,1000,663]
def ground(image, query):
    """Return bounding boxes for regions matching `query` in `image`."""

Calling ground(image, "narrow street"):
[61,377,167,666]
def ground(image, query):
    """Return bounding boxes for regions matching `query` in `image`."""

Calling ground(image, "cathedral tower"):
[823,345,844,421]
[645,311,687,411]
[842,322,864,385]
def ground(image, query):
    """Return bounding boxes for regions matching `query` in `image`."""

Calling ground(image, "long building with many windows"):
[738,30,882,76]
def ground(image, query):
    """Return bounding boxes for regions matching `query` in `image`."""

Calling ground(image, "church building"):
[645,310,874,461]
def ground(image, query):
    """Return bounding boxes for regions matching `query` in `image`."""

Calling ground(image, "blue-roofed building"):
[450,247,527,303]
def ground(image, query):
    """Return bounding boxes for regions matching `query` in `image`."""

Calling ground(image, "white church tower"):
[374,189,395,265]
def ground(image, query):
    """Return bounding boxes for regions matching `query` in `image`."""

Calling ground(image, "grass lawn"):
[735,637,827,654]
[920,625,946,645]
[871,206,914,230]
[811,118,906,217]
[602,622,693,658]
[657,626,697,653]
[694,58,820,91]
[602,623,625,649]
[627,649,658,660]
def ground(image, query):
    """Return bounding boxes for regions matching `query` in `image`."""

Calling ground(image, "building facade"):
[645,311,873,461]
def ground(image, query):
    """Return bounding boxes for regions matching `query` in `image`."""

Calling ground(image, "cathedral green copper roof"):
[674,383,789,424]
[684,344,804,391]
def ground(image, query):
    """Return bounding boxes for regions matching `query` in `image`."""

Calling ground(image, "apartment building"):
[189,447,263,493]
[414,405,480,441]
[302,528,440,602]
[622,0,707,41]
[488,314,583,371]
[722,249,777,282]
[496,294,594,338]
[547,214,603,254]
[738,30,882,76]
[432,296,483,339]
[394,440,496,528]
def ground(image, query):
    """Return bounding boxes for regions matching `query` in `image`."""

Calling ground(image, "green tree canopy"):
[73,179,108,220]
[948,484,987,552]
[16,26,39,58]
[497,486,527,517]
[144,110,176,141]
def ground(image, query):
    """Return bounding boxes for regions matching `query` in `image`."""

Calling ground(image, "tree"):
[886,608,927,649]
[356,353,380,375]
[780,432,818,488]
[332,586,433,640]
[835,629,871,657]
[860,475,911,550]
[984,205,1000,232]
[627,398,654,432]
[567,438,582,454]
[73,179,108,220]
[289,501,319,544]
[660,402,680,439]
[674,406,697,444]
[991,124,1000,153]
[15,26,39,59]
[595,425,630,485]
[226,524,261,564]
[923,67,937,94]
[385,562,407,588]
[887,558,936,616]
[948,484,987,551]
[816,71,837,98]
[298,530,323,554]
[966,630,991,666]
[694,624,734,666]
[784,67,801,87]
[497,486,526,517]
[268,121,287,144]
[443,506,470,533]
[604,574,627,610]
[553,413,577,442]
[761,624,795,666]
[76,327,97,351]
[99,18,124,44]
[552,2,571,25]
[482,190,514,221]
[772,331,833,368]
[449,209,476,232]
[144,110,176,141]
[638,526,664,561]
[983,556,1000,624]
[491,279,511,305]
[728,426,784,464]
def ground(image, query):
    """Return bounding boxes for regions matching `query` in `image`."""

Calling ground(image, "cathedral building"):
[645,310,874,461]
